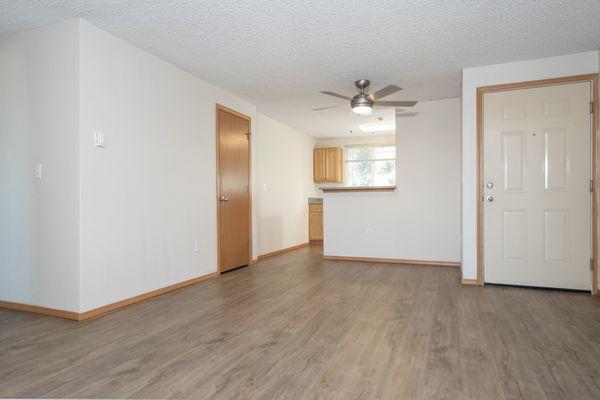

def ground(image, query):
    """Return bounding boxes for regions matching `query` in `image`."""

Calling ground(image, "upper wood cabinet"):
[313,147,343,183]
[313,148,327,182]
[325,147,343,182]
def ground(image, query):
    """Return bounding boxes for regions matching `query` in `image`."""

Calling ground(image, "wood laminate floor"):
[2,245,600,399]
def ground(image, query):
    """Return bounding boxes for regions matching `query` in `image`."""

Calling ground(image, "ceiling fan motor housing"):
[351,93,374,109]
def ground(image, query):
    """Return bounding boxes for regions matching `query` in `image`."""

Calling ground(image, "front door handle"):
[487,196,494,202]
[219,195,229,202]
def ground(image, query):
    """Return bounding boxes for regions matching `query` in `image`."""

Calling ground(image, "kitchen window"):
[346,144,396,187]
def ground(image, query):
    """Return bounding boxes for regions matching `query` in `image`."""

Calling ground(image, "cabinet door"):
[309,204,323,241]
[313,148,326,182]
[325,148,343,182]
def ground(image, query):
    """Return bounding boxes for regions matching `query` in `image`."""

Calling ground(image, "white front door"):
[483,82,592,290]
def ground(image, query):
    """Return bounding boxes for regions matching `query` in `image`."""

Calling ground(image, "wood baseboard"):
[323,255,460,268]
[461,278,481,286]
[0,271,218,321]
[79,272,218,320]
[0,300,80,320]
[257,242,310,260]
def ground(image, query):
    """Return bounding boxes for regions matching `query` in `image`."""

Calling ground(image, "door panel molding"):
[543,127,570,192]
[502,209,527,262]
[475,74,599,294]
[215,103,252,273]
[501,130,526,192]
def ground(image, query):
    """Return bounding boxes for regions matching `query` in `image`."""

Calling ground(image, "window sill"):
[319,186,396,193]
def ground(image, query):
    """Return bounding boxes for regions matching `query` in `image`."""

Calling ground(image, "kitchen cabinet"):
[313,148,326,182]
[313,147,342,183]
[309,203,323,242]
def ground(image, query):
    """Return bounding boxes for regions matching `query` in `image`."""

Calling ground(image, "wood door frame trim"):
[475,73,599,295]
[215,104,253,274]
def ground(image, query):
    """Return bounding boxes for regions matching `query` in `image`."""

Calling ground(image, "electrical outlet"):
[34,163,42,180]
[94,131,107,148]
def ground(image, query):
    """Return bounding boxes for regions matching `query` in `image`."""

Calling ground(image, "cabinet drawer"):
[309,204,323,213]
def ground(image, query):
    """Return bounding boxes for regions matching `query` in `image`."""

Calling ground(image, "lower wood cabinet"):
[313,147,342,183]
[309,204,323,242]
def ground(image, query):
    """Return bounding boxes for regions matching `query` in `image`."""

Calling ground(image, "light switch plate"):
[94,131,107,148]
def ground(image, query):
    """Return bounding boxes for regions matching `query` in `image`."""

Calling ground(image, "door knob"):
[487,196,494,202]
[486,182,495,189]
[219,195,229,202]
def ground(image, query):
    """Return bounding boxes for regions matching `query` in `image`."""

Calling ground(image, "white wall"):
[254,114,316,256]
[324,98,461,262]
[0,19,318,313]
[461,51,600,281]
[0,21,80,311]
[77,20,260,312]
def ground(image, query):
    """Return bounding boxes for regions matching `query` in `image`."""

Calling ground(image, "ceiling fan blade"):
[312,104,345,111]
[369,85,402,100]
[396,112,418,117]
[320,91,352,100]
[374,100,418,107]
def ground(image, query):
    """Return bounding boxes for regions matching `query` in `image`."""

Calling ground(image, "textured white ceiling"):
[2,1,600,138]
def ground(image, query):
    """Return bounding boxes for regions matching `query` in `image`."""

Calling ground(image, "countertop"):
[319,186,396,193]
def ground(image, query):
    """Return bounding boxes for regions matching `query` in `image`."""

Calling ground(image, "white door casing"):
[483,82,592,290]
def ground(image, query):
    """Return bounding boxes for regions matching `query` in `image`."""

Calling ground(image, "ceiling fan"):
[313,79,418,114]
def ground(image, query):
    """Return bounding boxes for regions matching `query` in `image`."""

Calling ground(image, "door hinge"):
[245,132,251,140]
[591,101,594,114]
[247,185,252,192]
[590,180,594,193]
[590,258,594,271]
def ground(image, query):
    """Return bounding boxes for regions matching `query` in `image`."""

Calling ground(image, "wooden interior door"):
[483,82,592,290]
[217,105,251,272]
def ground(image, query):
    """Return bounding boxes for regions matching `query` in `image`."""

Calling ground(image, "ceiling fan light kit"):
[352,105,373,114]
[351,80,374,114]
